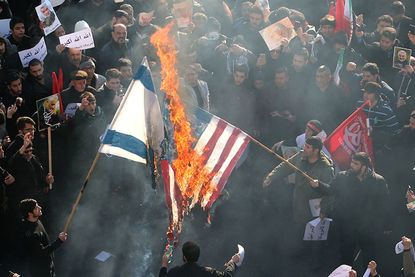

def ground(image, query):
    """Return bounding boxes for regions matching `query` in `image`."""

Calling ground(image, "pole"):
[47,127,53,190]
[249,136,315,182]
[63,151,101,233]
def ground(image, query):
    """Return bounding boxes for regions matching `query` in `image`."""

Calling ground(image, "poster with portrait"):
[259,17,296,51]
[36,94,63,131]
[172,0,193,28]
[35,0,61,36]
[393,46,412,69]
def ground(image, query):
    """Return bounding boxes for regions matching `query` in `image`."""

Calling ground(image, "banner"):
[18,37,47,68]
[324,102,374,170]
[259,17,296,51]
[59,28,95,50]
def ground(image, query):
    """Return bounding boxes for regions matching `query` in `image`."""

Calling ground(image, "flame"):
[151,22,215,207]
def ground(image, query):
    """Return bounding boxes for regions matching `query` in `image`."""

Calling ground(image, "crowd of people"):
[0,0,414,276]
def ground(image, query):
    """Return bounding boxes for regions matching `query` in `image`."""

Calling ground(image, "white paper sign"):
[395,241,415,261]
[59,28,95,50]
[35,0,61,36]
[259,17,296,51]
[0,19,11,38]
[309,198,322,217]
[236,244,245,267]
[18,37,47,68]
[95,251,113,262]
[303,217,332,241]
[328,264,352,277]
[64,103,81,118]
[362,268,370,277]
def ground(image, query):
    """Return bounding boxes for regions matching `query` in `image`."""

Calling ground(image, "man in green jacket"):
[263,136,334,225]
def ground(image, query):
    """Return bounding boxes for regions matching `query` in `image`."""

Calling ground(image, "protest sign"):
[173,0,193,28]
[18,37,47,68]
[259,17,296,51]
[0,19,11,38]
[36,94,63,131]
[328,265,352,277]
[393,46,412,69]
[59,28,94,50]
[35,0,61,36]
[309,198,322,217]
[303,217,332,241]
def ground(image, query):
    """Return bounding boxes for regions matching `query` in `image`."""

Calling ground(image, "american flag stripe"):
[161,160,181,225]
[194,117,221,154]
[202,131,250,208]
[191,122,237,205]
[162,108,251,220]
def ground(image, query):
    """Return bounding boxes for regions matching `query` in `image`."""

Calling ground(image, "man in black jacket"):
[311,152,390,271]
[159,241,240,277]
[18,199,67,277]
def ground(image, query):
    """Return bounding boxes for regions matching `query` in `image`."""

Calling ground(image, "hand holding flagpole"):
[47,127,53,190]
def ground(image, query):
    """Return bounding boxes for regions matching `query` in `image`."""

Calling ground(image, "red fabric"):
[328,1,336,16]
[333,0,352,38]
[324,102,374,170]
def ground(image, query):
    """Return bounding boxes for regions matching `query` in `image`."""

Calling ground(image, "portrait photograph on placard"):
[36,94,63,131]
[392,46,412,69]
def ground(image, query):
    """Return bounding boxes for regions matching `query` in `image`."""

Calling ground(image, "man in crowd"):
[99,23,131,73]
[22,59,53,115]
[342,62,396,109]
[313,152,389,272]
[96,68,123,122]
[79,59,106,90]
[305,65,346,133]
[181,64,210,111]
[3,72,30,139]
[18,199,67,277]
[263,137,334,227]
[117,58,133,88]
[159,241,240,277]
[7,17,31,51]
[60,70,95,116]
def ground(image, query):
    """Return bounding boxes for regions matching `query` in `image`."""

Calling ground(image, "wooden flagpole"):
[63,151,101,233]
[47,127,53,190]
[249,136,315,182]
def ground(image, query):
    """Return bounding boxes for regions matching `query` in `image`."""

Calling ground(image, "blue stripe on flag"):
[102,129,147,159]
[134,64,155,93]
[190,105,213,138]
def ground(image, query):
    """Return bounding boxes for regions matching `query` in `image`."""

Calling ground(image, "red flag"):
[330,0,353,39]
[324,102,374,170]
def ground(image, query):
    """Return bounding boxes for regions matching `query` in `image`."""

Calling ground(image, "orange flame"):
[151,22,214,206]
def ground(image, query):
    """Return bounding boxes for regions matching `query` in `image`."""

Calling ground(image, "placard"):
[18,37,47,68]
[59,28,94,50]
[259,17,295,51]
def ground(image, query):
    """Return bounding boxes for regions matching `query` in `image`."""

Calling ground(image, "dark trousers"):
[338,227,376,272]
